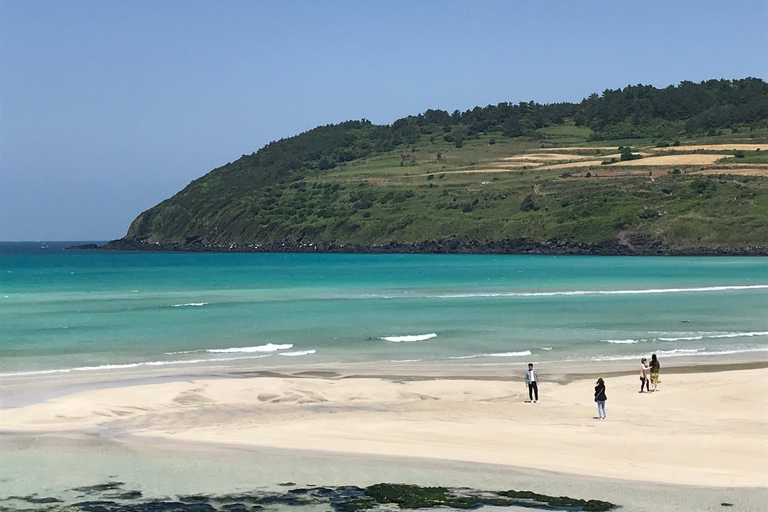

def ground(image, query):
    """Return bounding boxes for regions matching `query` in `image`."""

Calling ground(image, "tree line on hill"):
[236,78,766,181]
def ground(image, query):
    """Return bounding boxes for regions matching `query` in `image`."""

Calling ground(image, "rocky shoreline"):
[70,234,768,256]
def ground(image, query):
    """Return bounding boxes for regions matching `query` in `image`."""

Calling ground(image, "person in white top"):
[639,358,650,393]
[525,363,539,403]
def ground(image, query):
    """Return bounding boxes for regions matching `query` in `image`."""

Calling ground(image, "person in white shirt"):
[525,363,539,403]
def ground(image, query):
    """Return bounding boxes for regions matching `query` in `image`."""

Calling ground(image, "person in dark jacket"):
[594,378,607,419]
[649,354,661,392]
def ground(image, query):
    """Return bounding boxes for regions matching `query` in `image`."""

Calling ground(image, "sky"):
[1,0,766,241]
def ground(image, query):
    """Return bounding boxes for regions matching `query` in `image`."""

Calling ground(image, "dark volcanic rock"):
[73,483,126,494]
[67,243,100,250]
[99,235,768,256]
[8,496,63,504]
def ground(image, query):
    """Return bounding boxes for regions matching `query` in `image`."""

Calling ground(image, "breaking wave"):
[278,350,316,357]
[658,331,768,342]
[0,354,272,378]
[449,350,532,360]
[382,333,437,342]
[586,346,768,362]
[429,284,768,299]
[167,343,293,355]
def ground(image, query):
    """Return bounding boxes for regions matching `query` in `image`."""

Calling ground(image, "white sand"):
[2,367,766,488]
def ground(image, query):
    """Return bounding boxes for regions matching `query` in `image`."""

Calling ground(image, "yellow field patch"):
[614,154,724,166]
[536,146,617,151]
[501,153,596,162]
[537,156,621,170]
[654,143,768,152]
[691,167,768,177]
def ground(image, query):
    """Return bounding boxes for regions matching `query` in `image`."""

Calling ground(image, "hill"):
[112,78,768,254]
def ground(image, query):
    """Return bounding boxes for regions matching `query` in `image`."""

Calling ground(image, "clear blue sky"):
[1,0,766,241]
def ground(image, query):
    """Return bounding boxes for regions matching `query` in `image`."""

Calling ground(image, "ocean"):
[1,242,767,377]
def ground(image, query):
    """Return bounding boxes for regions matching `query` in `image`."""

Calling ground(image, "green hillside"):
[123,79,768,250]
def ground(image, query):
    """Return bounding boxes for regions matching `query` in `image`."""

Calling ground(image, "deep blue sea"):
[1,242,767,376]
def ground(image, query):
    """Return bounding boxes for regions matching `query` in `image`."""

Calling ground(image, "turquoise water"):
[1,242,767,376]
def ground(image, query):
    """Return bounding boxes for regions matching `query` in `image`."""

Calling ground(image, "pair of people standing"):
[640,354,661,392]
[524,364,608,420]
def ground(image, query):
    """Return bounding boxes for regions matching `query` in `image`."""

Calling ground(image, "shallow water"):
[1,242,767,376]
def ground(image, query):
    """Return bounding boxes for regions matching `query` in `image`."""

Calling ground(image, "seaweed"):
[2,483,615,512]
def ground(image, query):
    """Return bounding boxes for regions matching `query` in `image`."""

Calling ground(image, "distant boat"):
[40,244,49,249]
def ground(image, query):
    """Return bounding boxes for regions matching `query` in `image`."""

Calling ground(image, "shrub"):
[639,209,661,219]
[620,147,641,161]
[520,195,540,211]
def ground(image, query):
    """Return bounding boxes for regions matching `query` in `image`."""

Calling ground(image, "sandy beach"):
[2,361,766,495]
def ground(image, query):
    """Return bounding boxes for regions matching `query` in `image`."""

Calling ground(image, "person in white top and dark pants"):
[525,363,539,403]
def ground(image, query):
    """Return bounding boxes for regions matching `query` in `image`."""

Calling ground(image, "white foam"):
[709,331,768,339]
[601,339,641,344]
[382,333,437,342]
[487,351,533,357]
[659,331,768,342]
[431,284,768,299]
[0,354,272,377]
[585,346,768,362]
[172,302,208,307]
[449,350,532,359]
[206,343,293,353]
[541,347,553,351]
[166,343,294,355]
[278,350,316,357]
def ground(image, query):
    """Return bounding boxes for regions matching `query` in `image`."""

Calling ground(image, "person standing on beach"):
[639,358,650,393]
[525,363,539,403]
[594,378,607,419]
[649,354,661,392]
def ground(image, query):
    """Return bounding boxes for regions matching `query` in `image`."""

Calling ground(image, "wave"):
[382,333,437,342]
[658,331,768,342]
[167,343,293,355]
[278,350,316,357]
[541,347,553,351]
[596,331,768,344]
[0,354,273,378]
[172,302,208,307]
[429,284,768,299]
[207,343,294,353]
[449,350,532,360]
[586,346,768,362]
